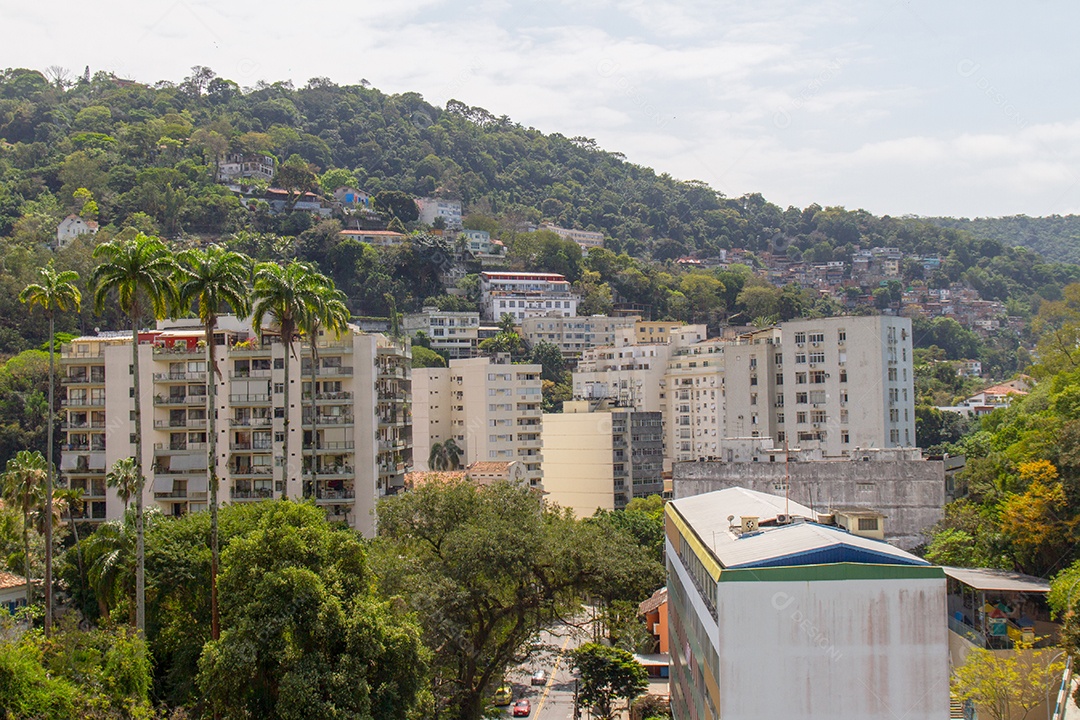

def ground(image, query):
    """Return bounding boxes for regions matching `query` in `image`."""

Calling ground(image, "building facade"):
[416,197,463,229]
[59,317,412,537]
[479,271,579,322]
[403,307,480,359]
[520,313,638,360]
[539,222,604,250]
[666,487,948,720]
[413,355,543,487]
[541,402,663,513]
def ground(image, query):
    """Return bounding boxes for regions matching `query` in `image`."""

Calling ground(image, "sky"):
[3,0,1078,218]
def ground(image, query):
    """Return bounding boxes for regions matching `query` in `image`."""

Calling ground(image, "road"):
[503,621,591,720]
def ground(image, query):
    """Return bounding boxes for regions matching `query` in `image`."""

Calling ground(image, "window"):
[840,390,848,403]
[888,368,898,381]
[775,353,783,365]
[749,357,757,369]
[842,431,850,444]
[796,392,808,404]
[810,371,826,384]
[808,332,825,343]
[890,408,899,422]
[794,332,806,344]
[839,370,848,383]
[840,410,848,423]
[749,375,758,386]
[796,412,807,424]
[777,412,785,424]
[809,391,825,404]
[890,428,900,443]
[811,410,826,423]
[777,431,786,443]
[776,372,784,385]
[796,372,807,384]
[750,393,757,406]
[857,517,878,531]
[809,352,825,364]
[838,330,846,342]
[274,358,284,369]
[795,353,806,364]
[274,407,284,418]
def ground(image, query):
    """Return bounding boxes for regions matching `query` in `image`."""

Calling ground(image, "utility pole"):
[574,679,580,720]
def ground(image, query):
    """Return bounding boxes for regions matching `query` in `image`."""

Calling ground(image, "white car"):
[530,669,547,686]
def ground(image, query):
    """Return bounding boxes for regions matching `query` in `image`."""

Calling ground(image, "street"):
[503,622,591,720]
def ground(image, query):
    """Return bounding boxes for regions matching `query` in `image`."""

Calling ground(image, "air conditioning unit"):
[812,342,821,347]
[797,342,804,347]
[776,513,791,525]
[741,516,760,534]
[809,363,817,368]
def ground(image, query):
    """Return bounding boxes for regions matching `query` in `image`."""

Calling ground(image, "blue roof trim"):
[726,543,930,570]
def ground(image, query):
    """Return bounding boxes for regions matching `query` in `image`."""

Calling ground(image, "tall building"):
[774,316,915,455]
[403,306,480,359]
[413,355,543,487]
[539,222,604,251]
[520,313,638,360]
[59,317,412,537]
[479,271,579,322]
[541,402,663,513]
[666,487,948,720]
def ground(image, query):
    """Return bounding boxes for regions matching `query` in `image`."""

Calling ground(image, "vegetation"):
[571,643,649,720]
[951,642,1066,720]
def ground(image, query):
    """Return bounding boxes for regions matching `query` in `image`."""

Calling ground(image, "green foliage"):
[197,502,426,720]
[571,643,649,720]
[411,344,447,368]
[373,479,662,720]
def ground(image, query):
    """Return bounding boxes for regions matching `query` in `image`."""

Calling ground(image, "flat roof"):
[669,487,927,570]
[943,567,1050,593]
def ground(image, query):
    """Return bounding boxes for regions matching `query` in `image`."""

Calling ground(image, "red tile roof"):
[0,571,27,590]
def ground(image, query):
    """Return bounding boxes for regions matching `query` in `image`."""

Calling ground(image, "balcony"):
[230,487,275,500]
[228,393,272,404]
[153,344,204,356]
[306,391,353,402]
[230,369,272,379]
[154,466,208,476]
[154,418,207,429]
[316,366,353,377]
[228,344,271,356]
[303,415,354,426]
[154,442,208,453]
[314,487,356,501]
[229,441,273,451]
[306,440,355,452]
[61,397,105,408]
[62,374,104,385]
[153,371,207,382]
[154,395,208,407]
[377,366,406,380]
[229,417,273,427]
[313,466,354,478]
[230,467,274,478]
[378,439,407,453]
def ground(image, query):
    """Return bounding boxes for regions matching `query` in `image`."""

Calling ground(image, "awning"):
[944,567,1050,594]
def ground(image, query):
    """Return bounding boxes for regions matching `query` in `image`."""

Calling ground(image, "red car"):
[512,699,531,717]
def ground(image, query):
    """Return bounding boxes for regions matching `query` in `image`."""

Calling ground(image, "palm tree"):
[92,232,177,634]
[105,457,139,513]
[251,261,325,501]
[55,486,86,590]
[442,438,463,471]
[82,507,159,622]
[428,442,448,472]
[176,245,251,641]
[1,450,48,609]
[20,262,81,636]
[299,281,349,501]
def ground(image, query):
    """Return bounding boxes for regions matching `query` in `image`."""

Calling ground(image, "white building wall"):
[714,577,948,720]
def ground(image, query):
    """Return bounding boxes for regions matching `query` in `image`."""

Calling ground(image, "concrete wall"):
[715,577,948,720]
[673,458,945,549]
[541,412,615,517]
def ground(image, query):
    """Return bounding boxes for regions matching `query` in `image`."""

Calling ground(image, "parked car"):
[512,699,531,717]
[530,669,547,686]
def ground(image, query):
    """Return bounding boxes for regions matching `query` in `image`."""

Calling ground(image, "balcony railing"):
[230,467,273,477]
[231,488,275,499]
[229,417,273,427]
[306,441,355,451]
[303,415,354,425]
[61,398,105,408]
[229,369,272,379]
[316,366,353,377]
[153,344,204,356]
[153,371,207,382]
[230,441,273,451]
[154,442,208,452]
[314,488,356,500]
[154,466,208,475]
[154,418,208,429]
[62,375,104,385]
[229,393,271,403]
[154,395,208,406]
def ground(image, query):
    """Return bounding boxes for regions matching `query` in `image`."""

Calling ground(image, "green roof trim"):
[717,563,945,583]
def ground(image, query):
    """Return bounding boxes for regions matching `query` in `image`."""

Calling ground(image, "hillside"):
[923,215,1080,265]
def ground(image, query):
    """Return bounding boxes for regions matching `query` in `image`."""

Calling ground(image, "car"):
[512,699,531,717]
[493,686,512,706]
[530,669,547,686]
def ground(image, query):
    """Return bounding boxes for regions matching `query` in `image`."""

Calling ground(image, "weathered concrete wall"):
[673,459,945,549]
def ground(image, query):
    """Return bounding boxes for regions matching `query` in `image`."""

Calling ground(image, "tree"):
[105,457,139,513]
[275,154,319,211]
[373,479,661,720]
[2,450,47,609]
[530,341,566,384]
[20,262,81,636]
[196,502,427,720]
[176,244,252,642]
[251,261,326,500]
[951,643,1066,720]
[375,190,419,223]
[92,231,178,634]
[572,643,649,720]
[411,345,447,368]
[428,439,463,471]
[299,279,350,505]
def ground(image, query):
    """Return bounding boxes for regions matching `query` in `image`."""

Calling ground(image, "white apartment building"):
[59,317,412,537]
[416,197,463,229]
[573,325,707,413]
[520,313,638,359]
[539,222,604,250]
[479,271,579,322]
[412,355,543,487]
[775,315,915,455]
[403,306,480,359]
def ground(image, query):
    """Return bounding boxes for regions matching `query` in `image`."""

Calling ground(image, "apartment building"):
[59,317,412,537]
[520,313,638,360]
[412,355,543,487]
[573,325,707,414]
[634,321,687,345]
[539,222,605,250]
[416,197,463,229]
[774,316,914,455]
[479,271,579,322]
[542,402,663,514]
[666,487,947,720]
[403,306,480,359]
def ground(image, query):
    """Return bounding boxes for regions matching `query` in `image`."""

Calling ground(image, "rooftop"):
[943,567,1050,593]
[0,571,27,590]
[669,487,928,570]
